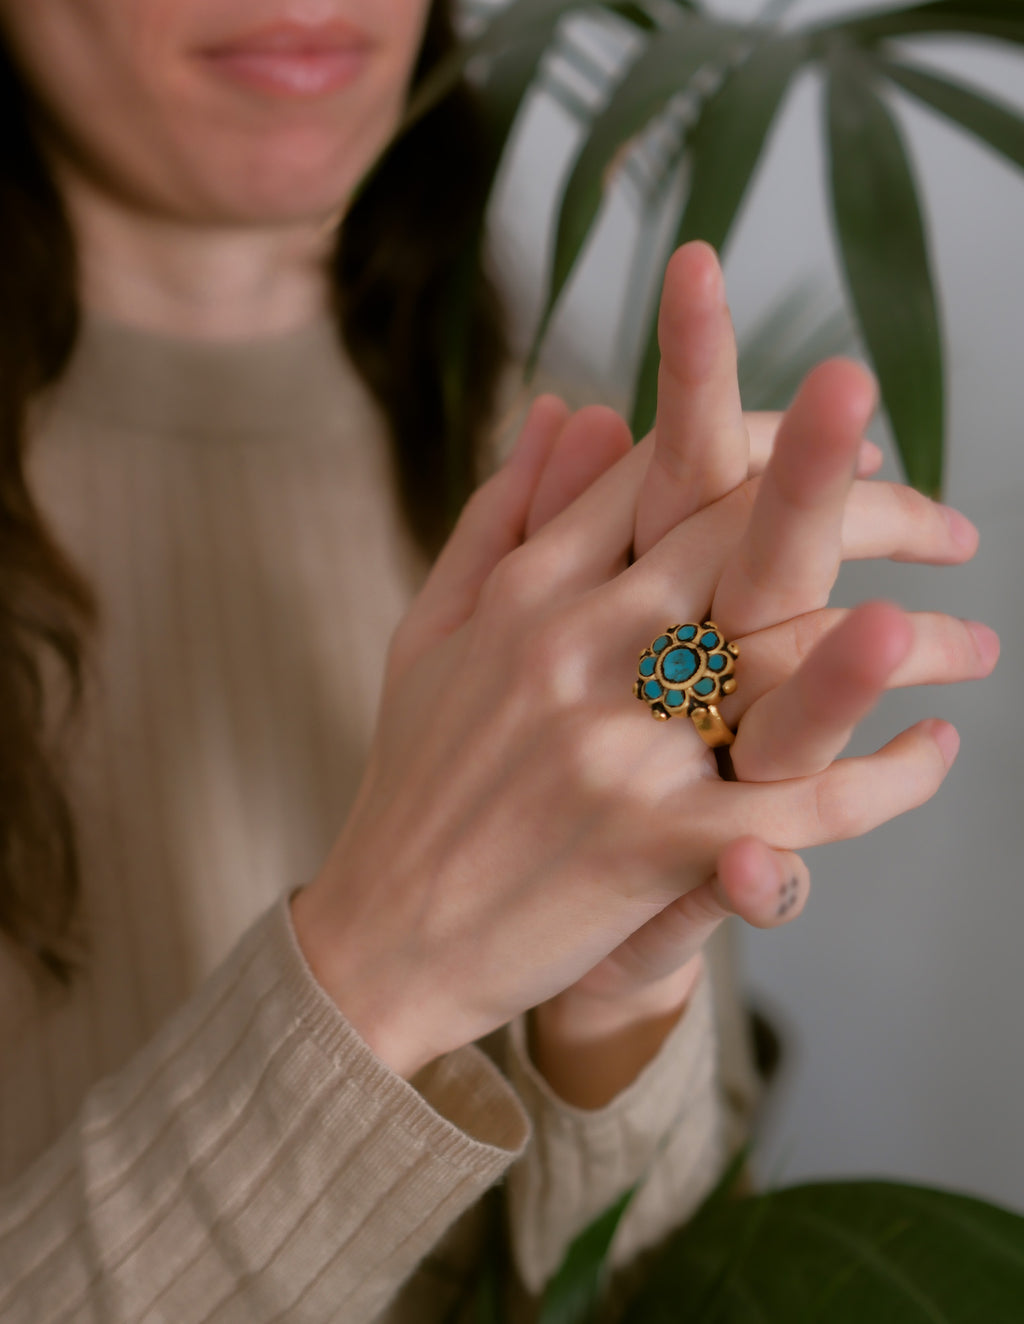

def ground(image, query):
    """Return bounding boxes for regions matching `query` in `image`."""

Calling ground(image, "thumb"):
[609,838,810,987]
[713,836,809,930]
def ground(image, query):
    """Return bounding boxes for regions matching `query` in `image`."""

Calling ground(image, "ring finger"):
[721,608,1000,727]
[729,601,914,782]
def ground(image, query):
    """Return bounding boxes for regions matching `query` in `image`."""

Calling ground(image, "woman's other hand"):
[517,245,991,1104]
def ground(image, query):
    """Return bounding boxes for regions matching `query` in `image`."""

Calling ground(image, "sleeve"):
[502,924,759,1299]
[0,896,529,1324]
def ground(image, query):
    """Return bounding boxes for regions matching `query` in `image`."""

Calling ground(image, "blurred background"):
[486,0,1024,1209]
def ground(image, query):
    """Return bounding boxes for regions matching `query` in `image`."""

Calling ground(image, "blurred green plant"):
[403,7,1024,1316]
[410,0,1024,498]
[736,281,859,412]
[455,1163,1024,1323]
[397,5,1022,1313]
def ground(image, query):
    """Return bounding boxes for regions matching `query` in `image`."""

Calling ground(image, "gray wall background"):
[491,0,1024,1208]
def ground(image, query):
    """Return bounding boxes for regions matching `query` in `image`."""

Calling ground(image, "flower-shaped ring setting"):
[633,621,739,748]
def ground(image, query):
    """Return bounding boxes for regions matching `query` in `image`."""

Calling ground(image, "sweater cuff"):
[0,894,528,1324]
[273,892,529,1158]
[503,972,725,1291]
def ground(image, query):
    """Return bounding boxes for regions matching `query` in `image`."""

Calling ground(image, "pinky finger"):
[731,718,961,849]
[713,837,810,929]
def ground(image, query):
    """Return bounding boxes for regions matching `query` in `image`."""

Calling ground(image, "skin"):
[293,335,991,1085]
[509,247,994,1105]
[0,3,999,1106]
[0,0,432,336]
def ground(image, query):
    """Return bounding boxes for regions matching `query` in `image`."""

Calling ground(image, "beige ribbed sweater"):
[0,316,752,1322]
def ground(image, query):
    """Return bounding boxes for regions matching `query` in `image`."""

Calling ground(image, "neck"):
[59,165,339,341]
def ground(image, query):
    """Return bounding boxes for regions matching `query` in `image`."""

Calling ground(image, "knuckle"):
[906,746,948,809]
[548,707,625,802]
[890,480,921,519]
[724,476,759,528]
[519,611,584,685]
[936,620,975,675]
[736,475,760,515]
[888,482,928,542]
[554,707,603,777]
[650,442,691,490]
[478,544,544,616]
[812,769,862,842]
[550,705,661,820]
[789,609,830,667]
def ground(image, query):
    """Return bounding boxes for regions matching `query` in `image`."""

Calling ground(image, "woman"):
[0,1,996,1320]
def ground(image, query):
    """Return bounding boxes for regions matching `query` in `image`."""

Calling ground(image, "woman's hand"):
[518,245,992,1103]
[289,314,993,1081]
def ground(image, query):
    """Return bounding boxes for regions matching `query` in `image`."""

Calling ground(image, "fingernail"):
[930,721,961,768]
[964,620,1000,670]
[938,504,978,552]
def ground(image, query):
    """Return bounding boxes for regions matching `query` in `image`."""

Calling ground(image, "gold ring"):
[633,621,739,748]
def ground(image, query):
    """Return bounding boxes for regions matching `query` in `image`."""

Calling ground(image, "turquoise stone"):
[643,679,664,700]
[653,635,672,653]
[665,689,686,708]
[639,655,657,677]
[708,654,727,673]
[676,625,697,642]
[694,677,716,697]
[700,630,719,649]
[663,647,699,684]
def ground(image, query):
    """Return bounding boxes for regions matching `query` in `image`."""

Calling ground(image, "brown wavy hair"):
[0,0,508,986]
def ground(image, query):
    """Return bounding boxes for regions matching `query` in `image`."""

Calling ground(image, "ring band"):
[633,621,739,748]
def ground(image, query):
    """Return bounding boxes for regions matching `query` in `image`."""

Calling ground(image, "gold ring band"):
[689,704,735,749]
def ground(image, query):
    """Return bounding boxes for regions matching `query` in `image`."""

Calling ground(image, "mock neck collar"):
[44,313,364,440]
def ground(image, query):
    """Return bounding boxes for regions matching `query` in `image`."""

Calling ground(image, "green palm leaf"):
[826,45,945,496]
[619,1180,1024,1323]
[629,34,807,437]
[879,56,1024,170]
[529,13,743,373]
[813,0,1024,50]
[737,289,858,412]
[537,1184,637,1324]
[675,34,808,253]
[406,0,656,133]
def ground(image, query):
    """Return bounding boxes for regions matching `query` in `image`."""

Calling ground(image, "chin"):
[171,118,393,226]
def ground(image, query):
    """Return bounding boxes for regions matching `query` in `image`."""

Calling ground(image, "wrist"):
[529,957,703,1108]
[289,884,445,1080]
[541,956,704,1040]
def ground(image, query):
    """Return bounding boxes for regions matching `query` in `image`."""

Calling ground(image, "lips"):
[200,20,373,98]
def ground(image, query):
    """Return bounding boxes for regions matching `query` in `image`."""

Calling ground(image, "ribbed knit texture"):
[0,316,748,1321]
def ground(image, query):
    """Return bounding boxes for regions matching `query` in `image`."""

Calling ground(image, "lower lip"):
[202,48,369,98]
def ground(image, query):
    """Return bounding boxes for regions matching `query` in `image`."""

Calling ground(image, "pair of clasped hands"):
[292,243,999,1098]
